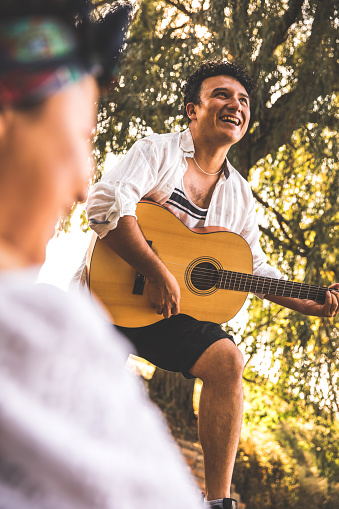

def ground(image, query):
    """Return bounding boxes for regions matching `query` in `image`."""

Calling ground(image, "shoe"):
[211,499,237,509]
[201,493,238,509]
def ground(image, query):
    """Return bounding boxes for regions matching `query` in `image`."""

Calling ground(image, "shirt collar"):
[179,128,195,154]
[179,127,231,180]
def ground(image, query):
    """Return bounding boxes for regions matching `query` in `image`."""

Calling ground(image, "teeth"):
[220,116,240,125]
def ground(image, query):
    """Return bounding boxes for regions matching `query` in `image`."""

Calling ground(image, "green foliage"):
[79,209,90,233]
[234,383,339,508]
[234,437,301,509]
[240,123,339,420]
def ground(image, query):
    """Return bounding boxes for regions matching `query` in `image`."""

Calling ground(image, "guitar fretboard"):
[218,270,328,304]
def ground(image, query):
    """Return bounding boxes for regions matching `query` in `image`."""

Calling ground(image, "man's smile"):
[219,115,241,126]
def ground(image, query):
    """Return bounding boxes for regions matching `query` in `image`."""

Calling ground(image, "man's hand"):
[147,270,181,319]
[266,283,339,318]
[301,283,339,318]
[103,216,181,319]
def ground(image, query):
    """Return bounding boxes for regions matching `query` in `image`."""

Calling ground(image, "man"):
[0,1,203,507]
[75,60,339,509]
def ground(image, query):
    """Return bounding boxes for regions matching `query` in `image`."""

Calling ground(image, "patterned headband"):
[0,17,89,106]
[0,4,131,106]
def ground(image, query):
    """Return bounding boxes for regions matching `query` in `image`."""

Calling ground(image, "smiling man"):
[74,59,339,509]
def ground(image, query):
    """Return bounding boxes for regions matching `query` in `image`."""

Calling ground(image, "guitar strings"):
[163,261,323,291]
[160,260,322,291]
[139,257,328,299]
[160,261,328,300]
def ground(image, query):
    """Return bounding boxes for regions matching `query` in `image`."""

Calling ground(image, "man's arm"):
[265,284,339,318]
[102,215,181,319]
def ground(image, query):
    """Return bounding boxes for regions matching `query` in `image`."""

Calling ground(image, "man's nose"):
[227,96,241,110]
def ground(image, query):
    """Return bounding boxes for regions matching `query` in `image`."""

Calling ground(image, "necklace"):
[193,156,225,176]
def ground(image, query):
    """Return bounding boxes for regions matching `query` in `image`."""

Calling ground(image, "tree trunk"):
[148,368,196,425]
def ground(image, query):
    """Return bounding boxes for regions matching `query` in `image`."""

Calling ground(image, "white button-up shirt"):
[84,128,283,292]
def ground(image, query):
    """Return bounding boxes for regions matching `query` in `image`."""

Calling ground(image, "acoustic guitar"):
[86,201,329,327]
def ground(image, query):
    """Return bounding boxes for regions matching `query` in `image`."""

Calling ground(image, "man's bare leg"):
[189,339,244,501]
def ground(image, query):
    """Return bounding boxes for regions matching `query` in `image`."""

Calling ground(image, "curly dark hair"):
[182,59,256,122]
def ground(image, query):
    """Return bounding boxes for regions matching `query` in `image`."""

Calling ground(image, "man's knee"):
[190,338,244,386]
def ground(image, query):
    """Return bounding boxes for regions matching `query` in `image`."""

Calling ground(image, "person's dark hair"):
[182,59,256,122]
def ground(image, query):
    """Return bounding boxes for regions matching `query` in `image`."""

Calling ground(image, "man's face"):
[0,75,99,265]
[188,75,251,149]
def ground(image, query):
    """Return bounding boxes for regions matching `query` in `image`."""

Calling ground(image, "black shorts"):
[115,314,234,379]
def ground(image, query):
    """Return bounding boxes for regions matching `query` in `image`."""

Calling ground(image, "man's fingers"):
[150,301,163,315]
[330,290,339,316]
[151,300,178,318]
[162,304,171,319]
[156,304,164,315]
[326,290,339,317]
[163,299,180,318]
[147,275,181,318]
[171,301,180,316]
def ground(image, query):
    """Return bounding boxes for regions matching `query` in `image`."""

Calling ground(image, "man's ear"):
[186,102,197,121]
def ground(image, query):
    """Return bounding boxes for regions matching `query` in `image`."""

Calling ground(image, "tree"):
[96,0,338,177]
[93,0,338,424]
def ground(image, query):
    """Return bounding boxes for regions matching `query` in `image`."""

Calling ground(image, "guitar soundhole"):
[191,262,219,290]
[185,257,222,296]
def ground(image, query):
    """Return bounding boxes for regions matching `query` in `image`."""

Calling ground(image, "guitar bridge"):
[132,239,152,295]
[133,272,146,295]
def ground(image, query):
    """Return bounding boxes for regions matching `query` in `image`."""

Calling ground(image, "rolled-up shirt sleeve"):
[86,139,158,239]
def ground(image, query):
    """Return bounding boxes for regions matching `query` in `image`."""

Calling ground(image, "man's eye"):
[240,98,248,105]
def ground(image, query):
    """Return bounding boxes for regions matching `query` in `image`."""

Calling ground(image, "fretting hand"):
[301,283,339,317]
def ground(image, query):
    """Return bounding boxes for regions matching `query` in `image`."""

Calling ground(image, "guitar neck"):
[218,271,328,304]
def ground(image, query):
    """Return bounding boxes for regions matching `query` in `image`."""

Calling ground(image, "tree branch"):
[271,0,304,50]
[307,112,339,130]
[163,20,190,38]
[163,0,193,17]
[252,190,294,243]
[249,91,298,165]
[258,0,304,60]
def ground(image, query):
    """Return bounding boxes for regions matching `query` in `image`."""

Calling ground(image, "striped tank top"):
[163,178,208,228]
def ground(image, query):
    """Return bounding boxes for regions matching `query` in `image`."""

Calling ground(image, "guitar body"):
[87,201,253,327]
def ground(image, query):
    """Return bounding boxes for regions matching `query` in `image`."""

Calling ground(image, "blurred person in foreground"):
[0,1,202,508]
